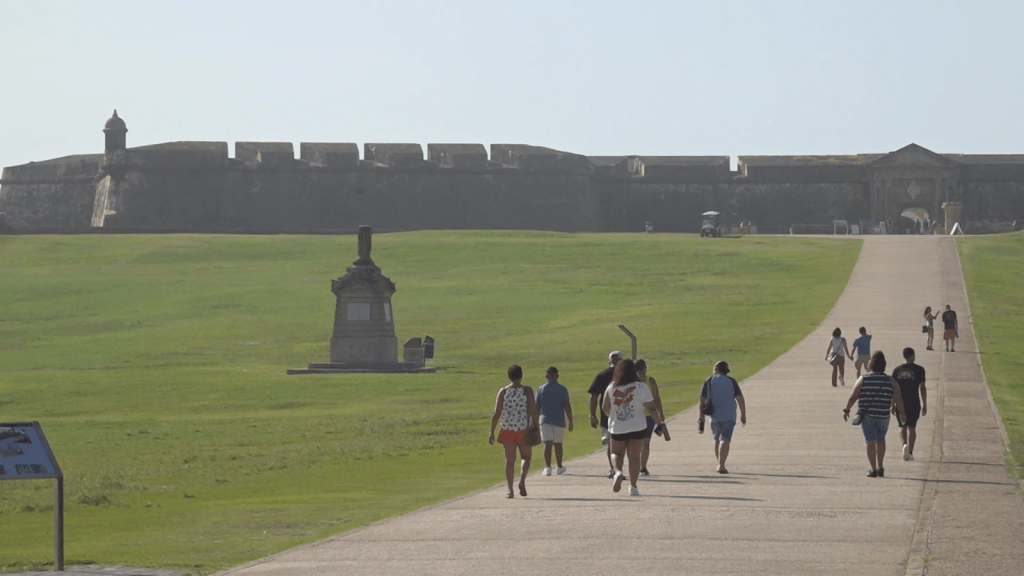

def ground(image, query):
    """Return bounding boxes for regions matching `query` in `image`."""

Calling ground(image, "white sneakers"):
[542,466,566,476]
[612,471,625,493]
[628,485,639,496]
[542,467,552,476]
[902,444,910,461]
[555,466,567,475]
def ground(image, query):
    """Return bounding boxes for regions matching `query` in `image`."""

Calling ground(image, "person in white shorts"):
[537,366,573,475]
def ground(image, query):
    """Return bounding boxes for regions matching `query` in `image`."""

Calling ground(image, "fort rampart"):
[2,112,1023,234]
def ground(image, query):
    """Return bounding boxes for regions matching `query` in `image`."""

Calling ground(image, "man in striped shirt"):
[843,351,905,478]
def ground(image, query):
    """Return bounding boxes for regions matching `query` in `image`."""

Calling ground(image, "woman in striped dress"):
[843,351,906,478]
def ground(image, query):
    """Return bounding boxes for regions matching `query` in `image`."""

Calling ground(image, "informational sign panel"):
[0,422,63,480]
[1,421,65,570]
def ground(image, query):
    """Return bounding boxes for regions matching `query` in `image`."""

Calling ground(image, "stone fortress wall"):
[2,111,1023,234]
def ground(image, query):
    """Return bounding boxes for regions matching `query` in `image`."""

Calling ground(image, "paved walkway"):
[210,236,1023,576]
[17,236,1023,575]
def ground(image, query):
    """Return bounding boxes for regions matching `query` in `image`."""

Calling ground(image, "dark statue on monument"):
[354,225,374,267]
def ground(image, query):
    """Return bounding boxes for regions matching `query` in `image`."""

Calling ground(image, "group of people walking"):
[487,307,945,499]
[487,364,574,499]
[489,351,747,498]
[825,326,874,387]
[827,320,932,478]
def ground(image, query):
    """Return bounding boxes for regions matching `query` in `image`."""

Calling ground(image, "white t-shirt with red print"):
[605,381,653,434]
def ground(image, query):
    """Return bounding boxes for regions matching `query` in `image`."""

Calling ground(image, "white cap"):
[609,350,622,362]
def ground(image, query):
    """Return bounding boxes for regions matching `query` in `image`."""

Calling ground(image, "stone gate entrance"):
[869,144,958,230]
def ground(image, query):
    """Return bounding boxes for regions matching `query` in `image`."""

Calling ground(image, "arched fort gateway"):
[2,111,1023,234]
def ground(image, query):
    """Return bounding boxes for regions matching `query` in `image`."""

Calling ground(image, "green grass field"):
[1,230,858,573]
[958,231,1024,482]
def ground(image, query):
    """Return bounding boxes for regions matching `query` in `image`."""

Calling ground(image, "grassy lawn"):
[0,231,859,574]
[957,231,1024,483]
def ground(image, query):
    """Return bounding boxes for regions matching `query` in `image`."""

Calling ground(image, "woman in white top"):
[602,359,668,496]
[923,306,937,351]
[824,327,853,387]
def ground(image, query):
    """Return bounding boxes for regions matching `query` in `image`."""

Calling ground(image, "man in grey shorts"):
[698,360,747,474]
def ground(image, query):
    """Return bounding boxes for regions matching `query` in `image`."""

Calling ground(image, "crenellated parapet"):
[1,155,102,183]
[738,154,880,183]
[2,110,1024,234]
[364,143,424,169]
[300,143,359,169]
[235,142,295,169]
[427,144,488,171]
[118,142,230,170]
[490,144,592,174]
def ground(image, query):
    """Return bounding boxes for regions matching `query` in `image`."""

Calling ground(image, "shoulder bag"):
[523,422,542,447]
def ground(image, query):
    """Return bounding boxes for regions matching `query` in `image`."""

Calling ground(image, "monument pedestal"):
[291,361,431,374]
[289,225,435,374]
[330,335,398,366]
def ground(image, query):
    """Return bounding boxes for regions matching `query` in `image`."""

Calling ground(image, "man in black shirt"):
[588,350,621,478]
[941,305,958,352]
[892,347,927,461]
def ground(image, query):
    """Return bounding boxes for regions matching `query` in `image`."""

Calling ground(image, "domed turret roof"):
[103,110,127,132]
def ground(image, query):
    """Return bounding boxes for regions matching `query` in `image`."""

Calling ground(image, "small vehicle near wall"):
[700,211,721,237]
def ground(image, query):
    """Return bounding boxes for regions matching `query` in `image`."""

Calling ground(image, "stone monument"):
[289,225,434,374]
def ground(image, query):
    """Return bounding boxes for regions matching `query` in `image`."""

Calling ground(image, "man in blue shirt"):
[537,366,573,475]
[852,327,872,378]
[698,361,747,474]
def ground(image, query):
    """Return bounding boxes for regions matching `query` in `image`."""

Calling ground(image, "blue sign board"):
[0,422,62,480]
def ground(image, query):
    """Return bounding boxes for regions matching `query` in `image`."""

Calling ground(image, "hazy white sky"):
[2,0,1022,169]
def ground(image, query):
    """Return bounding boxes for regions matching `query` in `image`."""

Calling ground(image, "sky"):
[2,0,1023,169]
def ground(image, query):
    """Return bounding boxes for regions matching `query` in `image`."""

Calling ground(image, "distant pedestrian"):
[923,306,937,350]
[536,366,573,476]
[589,351,622,478]
[635,359,666,477]
[488,364,539,498]
[698,360,747,474]
[843,351,905,478]
[602,359,668,495]
[941,305,958,352]
[892,347,927,461]
[825,327,853,386]
[852,327,872,378]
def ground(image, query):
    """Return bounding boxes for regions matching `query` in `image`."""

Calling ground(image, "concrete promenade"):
[209,235,1023,576]
[18,236,1020,575]
[210,235,1023,576]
